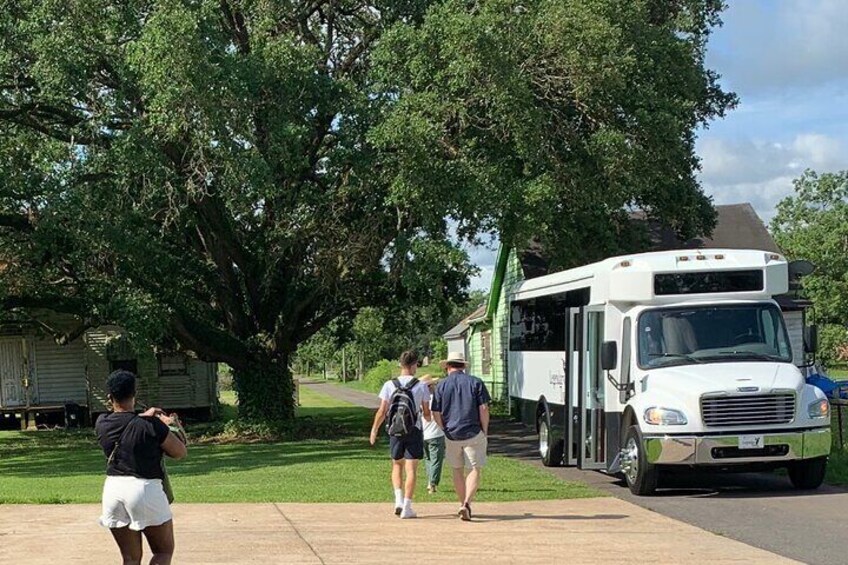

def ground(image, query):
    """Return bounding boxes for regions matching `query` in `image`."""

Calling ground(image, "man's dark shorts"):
[389,428,424,460]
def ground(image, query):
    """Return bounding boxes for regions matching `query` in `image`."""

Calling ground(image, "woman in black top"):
[96,370,187,565]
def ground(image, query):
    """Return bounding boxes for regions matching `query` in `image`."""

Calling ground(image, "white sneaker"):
[400,506,417,519]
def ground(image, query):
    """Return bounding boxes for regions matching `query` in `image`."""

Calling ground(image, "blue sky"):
[468,0,848,291]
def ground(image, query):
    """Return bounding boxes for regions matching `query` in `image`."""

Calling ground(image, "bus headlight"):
[808,398,830,419]
[644,407,688,426]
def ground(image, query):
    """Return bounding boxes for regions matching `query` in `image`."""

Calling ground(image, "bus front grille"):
[700,393,795,427]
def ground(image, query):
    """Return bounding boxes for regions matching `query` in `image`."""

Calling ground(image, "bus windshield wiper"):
[714,351,782,361]
[648,352,703,364]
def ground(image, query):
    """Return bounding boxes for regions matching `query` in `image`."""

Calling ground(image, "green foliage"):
[363,359,398,392]
[0,0,734,420]
[430,337,448,362]
[819,324,848,368]
[772,170,848,365]
[217,365,234,391]
[372,0,735,267]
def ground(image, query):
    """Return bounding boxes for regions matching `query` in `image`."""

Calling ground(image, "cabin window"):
[481,331,492,375]
[158,353,189,376]
[654,270,763,295]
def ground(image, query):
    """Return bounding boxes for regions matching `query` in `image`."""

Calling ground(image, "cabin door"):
[0,339,26,407]
[579,307,606,469]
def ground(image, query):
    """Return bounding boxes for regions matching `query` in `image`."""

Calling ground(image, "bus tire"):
[788,457,827,490]
[538,409,564,467]
[621,425,659,496]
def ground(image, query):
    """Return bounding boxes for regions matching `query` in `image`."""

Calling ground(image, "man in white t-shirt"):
[369,350,431,519]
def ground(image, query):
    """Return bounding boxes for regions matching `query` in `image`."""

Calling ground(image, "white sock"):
[403,497,413,510]
[394,489,403,507]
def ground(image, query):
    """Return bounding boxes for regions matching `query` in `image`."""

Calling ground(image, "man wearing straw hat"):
[431,351,491,521]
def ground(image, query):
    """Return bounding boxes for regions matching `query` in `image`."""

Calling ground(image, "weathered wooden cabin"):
[0,311,217,428]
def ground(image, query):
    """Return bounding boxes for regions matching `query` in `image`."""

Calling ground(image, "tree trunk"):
[232,352,295,422]
[341,348,347,383]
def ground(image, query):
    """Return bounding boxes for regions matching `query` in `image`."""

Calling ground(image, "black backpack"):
[386,377,419,438]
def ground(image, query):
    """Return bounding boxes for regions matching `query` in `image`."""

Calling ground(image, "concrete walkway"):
[0,500,798,564]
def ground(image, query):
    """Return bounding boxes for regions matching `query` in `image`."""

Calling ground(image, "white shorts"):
[99,476,172,531]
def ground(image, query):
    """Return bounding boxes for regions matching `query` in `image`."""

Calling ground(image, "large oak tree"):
[0,0,734,420]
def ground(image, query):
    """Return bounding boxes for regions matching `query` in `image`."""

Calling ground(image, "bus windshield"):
[637,303,793,369]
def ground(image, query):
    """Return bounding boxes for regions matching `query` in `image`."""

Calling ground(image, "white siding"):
[33,337,87,405]
[84,329,112,411]
[446,337,467,359]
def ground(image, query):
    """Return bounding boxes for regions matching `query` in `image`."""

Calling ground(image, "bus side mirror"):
[804,325,818,354]
[601,341,618,371]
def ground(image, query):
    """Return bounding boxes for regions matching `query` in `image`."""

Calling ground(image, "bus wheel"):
[538,409,564,467]
[788,457,827,490]
[621,425,659,495]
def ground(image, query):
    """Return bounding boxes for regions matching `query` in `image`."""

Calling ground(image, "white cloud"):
[698,132,848,221]
[709,0,848,94]
[470,263,495,291]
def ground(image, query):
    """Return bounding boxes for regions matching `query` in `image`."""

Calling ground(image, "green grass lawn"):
[340,379,373,393]
[827,400,848,484]
[0,387,601,504]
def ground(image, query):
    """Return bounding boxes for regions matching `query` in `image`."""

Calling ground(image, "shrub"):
[363,359,397,392]
[820,324,848,368]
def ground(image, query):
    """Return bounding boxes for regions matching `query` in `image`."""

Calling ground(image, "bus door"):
[564,307,582,466]
[579,306,606,469]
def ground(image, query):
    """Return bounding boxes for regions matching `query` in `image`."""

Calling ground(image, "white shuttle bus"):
[508,248,831,495]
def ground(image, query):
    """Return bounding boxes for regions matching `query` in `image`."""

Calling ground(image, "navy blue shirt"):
[432,371,491,441]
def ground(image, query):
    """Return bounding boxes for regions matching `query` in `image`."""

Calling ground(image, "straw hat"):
[419,374,441,386]
[440,351,468,368]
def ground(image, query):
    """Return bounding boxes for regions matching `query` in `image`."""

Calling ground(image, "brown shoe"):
[458,503,471,521]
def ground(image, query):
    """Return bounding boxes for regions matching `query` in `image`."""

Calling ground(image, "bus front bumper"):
[643,427,831,465]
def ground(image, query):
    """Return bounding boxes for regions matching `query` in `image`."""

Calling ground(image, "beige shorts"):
[445,431,488,469]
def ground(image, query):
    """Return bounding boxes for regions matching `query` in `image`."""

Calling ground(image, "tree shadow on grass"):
[0,429,382,479]
[0,400,382,480]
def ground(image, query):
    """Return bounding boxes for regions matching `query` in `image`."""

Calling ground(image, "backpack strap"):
[391,378,401,390]
[404,377,419,391]
[106,414,137,467]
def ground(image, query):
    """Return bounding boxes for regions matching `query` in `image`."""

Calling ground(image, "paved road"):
[1,501,797,564]
[306,380,848,565]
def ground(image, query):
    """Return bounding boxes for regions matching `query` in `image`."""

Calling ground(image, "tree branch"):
[170,312,251,368]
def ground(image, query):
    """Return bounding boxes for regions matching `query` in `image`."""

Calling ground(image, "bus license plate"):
[738,435,764,450]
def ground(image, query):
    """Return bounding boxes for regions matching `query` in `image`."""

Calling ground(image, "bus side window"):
[621,317,632,402]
